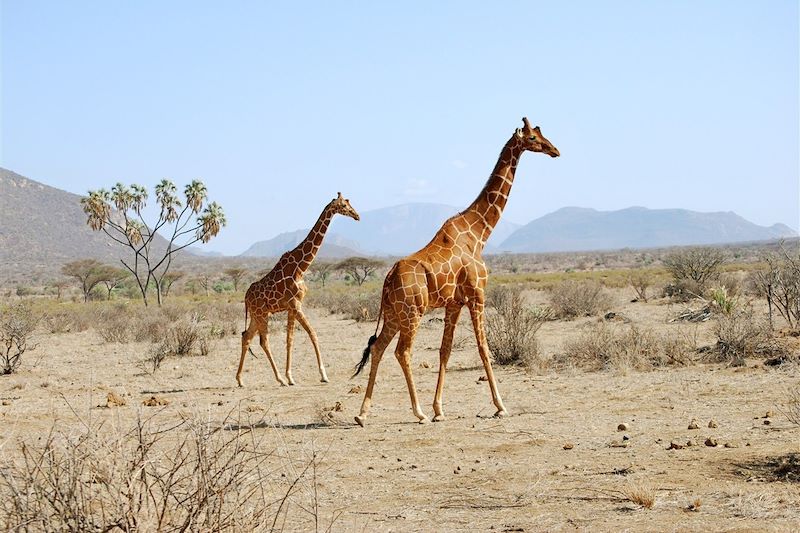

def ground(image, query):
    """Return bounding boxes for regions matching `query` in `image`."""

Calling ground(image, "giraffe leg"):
[236,319,259,387]
[468,302,508,417]
[285,310,296,385]
[354,321,398,427]
[294,307,328,383]
[258,324,287,387]
[395,331,428,423]
[432,303,462,422]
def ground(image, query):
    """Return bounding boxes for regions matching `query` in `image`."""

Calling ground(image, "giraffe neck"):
[465,135,524,247]
[293,204,335,278]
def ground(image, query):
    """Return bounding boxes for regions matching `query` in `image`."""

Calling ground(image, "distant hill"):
[241,203,521,258]
[0,168,189,281]
[499,206,798,253]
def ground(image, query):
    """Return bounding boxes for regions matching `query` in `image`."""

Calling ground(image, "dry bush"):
[0,413,333,531]
[1,303,39,375]
[628,271,653,302]
[548,280,611,319]
[560,324,693,372]
[200,301,242,336]
[140,313,212,372]
[96,304,137,343]
[781,386,800,426]
[711,307,772,366]
[42,309,75,334]
[748,247,800,330]
[485,285,550,369]
[663,247,724,300]
[132,312,169,343]
[622,481,656,509]
[307,288,381,322]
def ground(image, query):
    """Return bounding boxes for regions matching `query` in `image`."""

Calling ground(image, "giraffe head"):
[516,117,560,158]
[330,192,360,221]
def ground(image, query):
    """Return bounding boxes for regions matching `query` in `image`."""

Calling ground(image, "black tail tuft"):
[353,334,377,377]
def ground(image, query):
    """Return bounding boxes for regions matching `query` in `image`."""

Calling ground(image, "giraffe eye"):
[529,135,537,141]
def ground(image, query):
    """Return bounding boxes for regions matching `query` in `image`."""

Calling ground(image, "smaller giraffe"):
[236,193,360,387]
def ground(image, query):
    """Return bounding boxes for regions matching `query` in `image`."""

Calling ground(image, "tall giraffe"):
[236,193,360,387]
[353,118,559,426]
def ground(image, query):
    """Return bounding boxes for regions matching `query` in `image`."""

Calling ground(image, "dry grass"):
[548,280,612,319]
[622,481,656,509]
[485,285,550,369]
[782,386,800,425]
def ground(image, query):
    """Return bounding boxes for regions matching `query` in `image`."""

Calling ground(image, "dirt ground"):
[2,289,799,531]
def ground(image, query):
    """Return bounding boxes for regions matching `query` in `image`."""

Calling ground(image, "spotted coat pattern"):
[236,193,360,387]
[354,118,560,425]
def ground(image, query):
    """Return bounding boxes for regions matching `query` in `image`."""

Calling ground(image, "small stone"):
[563,442,574,450]
[686,439,698,447]
[609,440,629,448]
[708,419,718,428]
[106,391,126,407]
[142,396,169,407]
[420,361,431,369]
[622,435,630,441]
[478,375,488,382]
[763,419,771,425]
[724,441,739,448]
[617,423,629,431]
[348,385,362,394]
[1,400,10,406]
[764,410,774,418]
[688,419,700,430]
[704,437,718,447]
[668,441,685,450]
[217,401,223,406]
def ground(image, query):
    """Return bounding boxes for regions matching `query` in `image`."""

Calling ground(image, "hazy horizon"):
[2,1,797,255]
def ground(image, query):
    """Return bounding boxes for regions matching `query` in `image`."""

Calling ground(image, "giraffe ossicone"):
[353,117,560,426]
[236,194,360,387]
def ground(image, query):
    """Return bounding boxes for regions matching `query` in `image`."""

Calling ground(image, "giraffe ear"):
[515,128,523,138]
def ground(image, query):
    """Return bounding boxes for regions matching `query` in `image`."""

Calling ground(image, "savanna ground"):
[1,246,800,531]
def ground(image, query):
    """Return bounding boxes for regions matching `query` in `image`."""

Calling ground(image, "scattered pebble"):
[348,385,362,394]
[453,466,461,474]
[764,410,774,418]
[622,435,630,441]
[617,423,629,431]
[563,442,574,450]
[688,419,700,430]
[420,361,431,369]
[216,401,223,406]
[478,375,488,382]
[1,400,10,406]
[763,419,772,426]
[686,439,698,447]
[609,440,628,448]
[724,441,739,448]
[668,441,685,450]
[704,437,718,447]
[708,419,718,428]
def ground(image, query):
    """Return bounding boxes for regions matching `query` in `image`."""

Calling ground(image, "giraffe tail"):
[353,286,386,377]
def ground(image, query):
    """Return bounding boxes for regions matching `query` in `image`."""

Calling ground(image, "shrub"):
[548,280,612,319]
[628,271,653,302]
[712,308,771,366]
[1,303,39,374]
[96,304,135,343]
[306,288,381,322]
[663,247,724,300]
[485,285,549,368]
[748,248,800,329]
[43,309,75,334]
[782,386,800,426]
[561,324,666,372]
[0,415,326,531]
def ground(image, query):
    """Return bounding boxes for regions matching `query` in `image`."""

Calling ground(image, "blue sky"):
[2,1,798,255]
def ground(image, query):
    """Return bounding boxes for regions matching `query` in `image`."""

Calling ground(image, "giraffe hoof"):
[320,377,329,383]
[278,380,288,387]
[417,416,430,425]
[493,409,508,418]
[432,414,446,422]
[354,415,366,427]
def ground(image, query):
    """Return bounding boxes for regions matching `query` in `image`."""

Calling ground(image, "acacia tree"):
[62,259,112,302]
[160,270,186,297]
[309,261,335,287]
[223,267,249,292]
[81,180,226,306]
[335,257,385,286]
[100,267,130,300]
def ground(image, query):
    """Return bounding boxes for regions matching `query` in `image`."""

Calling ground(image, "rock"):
[143,396,169,407]
[609,440,629,448]
[763,419,771,425]
[704,437,718,447]
[688,419,700,430]
[668,441,685,450]
[348,385,362,394]
[708,419,718,428]
[106,391,126,407]
[622,435,630,441]
[478,375,488,382]
[764,410,774,418]
[420,361,431,369]
[216,401,223,406]
[563,442,574,450]
[686,439,698,447]
[1,400,10,406]
[724,441,739,448]
[617,423,629,431]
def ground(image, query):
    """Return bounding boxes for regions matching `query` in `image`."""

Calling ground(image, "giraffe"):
[353,118,560,426]
[236,193,360,387]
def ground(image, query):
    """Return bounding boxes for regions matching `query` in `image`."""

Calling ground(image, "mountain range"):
[0,168,796,277]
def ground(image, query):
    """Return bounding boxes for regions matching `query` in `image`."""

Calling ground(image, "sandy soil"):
[2,291,799,531]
